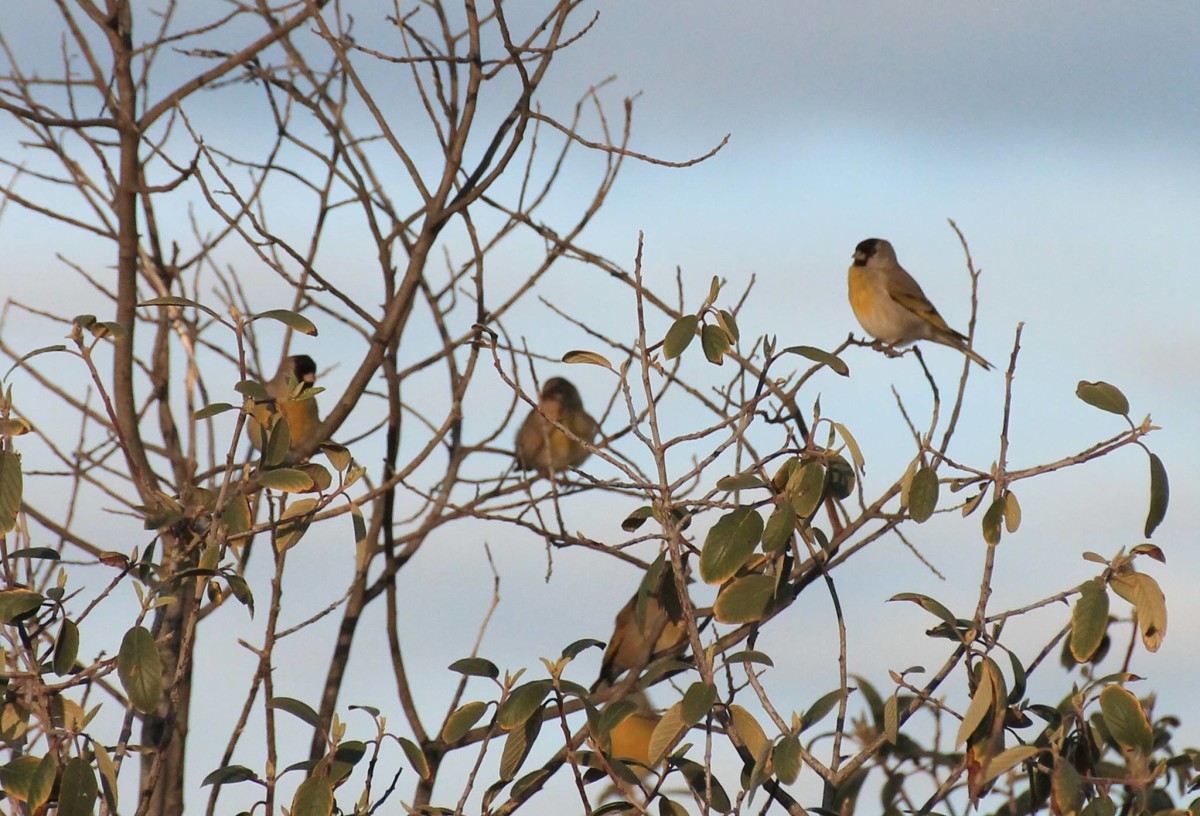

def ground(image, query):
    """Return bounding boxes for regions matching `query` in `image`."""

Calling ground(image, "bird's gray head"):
[853,238,897,266]
[541,376,583,409]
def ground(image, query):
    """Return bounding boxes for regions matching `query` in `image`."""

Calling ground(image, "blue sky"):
[2,1,1197,810]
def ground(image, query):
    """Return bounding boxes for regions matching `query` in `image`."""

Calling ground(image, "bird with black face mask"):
[848,238,991,369]
[513,376,598,476]
[246,354,322,460]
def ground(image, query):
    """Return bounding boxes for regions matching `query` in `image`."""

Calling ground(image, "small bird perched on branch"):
[246,354,322,458]
[592,566,688,692]
[848,238,991,369]
[514,376,598,476]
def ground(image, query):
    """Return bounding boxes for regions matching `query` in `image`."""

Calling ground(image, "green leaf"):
[0,449,22,535]
[1075,380,1129,415]
[3,344,69,382]
[729,704,768,759]
[138,295,219,319]
[562,638,604,660]
[448,657,499,679]
[1144,452,1168,538]
[291,775,334,816]
[907,465,938,523]
[773,735,801,784]
[561,349,614,371]
[0,754,54,809]
[701,323,729,365]
[717,309,740,342]
[1050,755,1082,816]
[57,758,99,816]
[0,588,42,623]
[275,498,319,553]
[1070,578,1109,663]
[399,736,431,779]
[982,744,1042,785]
[681,683,718,726]
[981,497,1004,545]
[118,626,163,714]
[760,502,795,554]
[699,506,764,585]
[254,308,319,336]
[663,315,698,360]
[1111,572,1167,653]
[1098,684,1152,755]
[499,709,542,781]
[802,689,846,731]
[54,619,80,675]
[194,402,237,420]
[258,468,314,493]
[833,422,865,471]
[888,593,958,628]
[648,702,687,766]
[621,505,653,532]
[672,757,732,813]
[788,461,826,518]
[442,701,489,743]
[322,442,352,472]
[8,547,61,561]
[782,345,850,377]
[270,696,320,727]
[716,470,765,492]
[497,680,553,730]
[222,495,252,537]
[201,765,261,786]
[1003,490,1021,533]
[724,650,774,667]
[713,574,776,624]
[706,275,722,306]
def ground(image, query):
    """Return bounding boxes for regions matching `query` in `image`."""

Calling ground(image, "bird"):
[593,568,688,692]
[513,376,598,476]
[848,238,991,369]
[246,354,322,459]
[604,690,660,769]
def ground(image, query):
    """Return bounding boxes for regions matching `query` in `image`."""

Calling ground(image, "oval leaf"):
[713,574,776,624]
[57,757,99,816]
[1075,380,1129,415]
[202,765,261,786]
[760,502,796,554]
[399,736,431,780]
[0,449,23,535]
[907,465,939,523]
[442,701,489,743]
[729,704,769,759]
[700,324,729,365]
[118,626,163,714]
[0,588,42,623]
[448,657,499,679]
[681,682,718,726]
[699,506,764,585]
[138,296,219,318]
[562,349,614,371]
[1144,452,1168,538]
[783,345,849,376]
[275,498,319,553]
[1098,684,1152,754]
[664,315,698,360]
[270,696,320,727]
[291,775,334,816]
[255,309,318,336]
[497,680,553,730]
[258,468,314,493]
[54,619,80,676]
[1070,578,1109,663]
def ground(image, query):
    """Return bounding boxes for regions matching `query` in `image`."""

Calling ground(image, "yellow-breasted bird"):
[593,567,688,692]
[246,355,321,458]
[513,376,597,476]
[848,238,991,369]
[603,690,660,769]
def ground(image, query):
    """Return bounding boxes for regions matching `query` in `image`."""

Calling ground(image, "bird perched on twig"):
[592,566,688,692]
[246,354,322,460]
[513,376,598,476]
[848,238,991,369]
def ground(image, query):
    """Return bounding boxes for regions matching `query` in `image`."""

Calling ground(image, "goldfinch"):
[849,238,991,369]
[514,377,597,476]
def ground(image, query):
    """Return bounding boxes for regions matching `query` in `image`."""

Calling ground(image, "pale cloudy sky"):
[3,2,1197,810]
